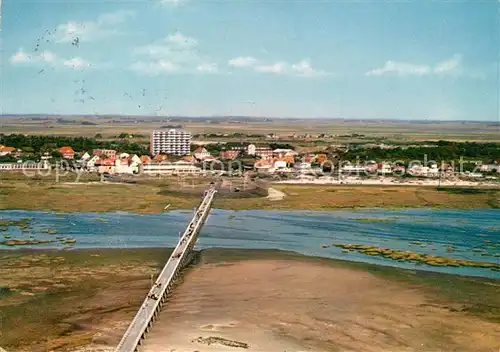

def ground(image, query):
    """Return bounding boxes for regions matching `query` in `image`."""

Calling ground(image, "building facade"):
[247,144,273,159]
[142,161,202,175]
[193,147,211,160]
[93,149,117,158]
[150,129,192,156]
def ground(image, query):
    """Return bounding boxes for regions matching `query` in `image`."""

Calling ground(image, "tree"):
[51,151,62,158]
[270,143,295,150]
[95,133,103,139]
[0,155,16,163]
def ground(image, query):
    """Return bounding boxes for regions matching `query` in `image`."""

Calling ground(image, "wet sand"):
[140,259,500,352]
[2,248,500,352]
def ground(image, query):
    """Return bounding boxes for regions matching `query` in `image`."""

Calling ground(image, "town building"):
[140,155,152,164]
[341,165,367,174]
[220,150,240,160]
[479,163,499,173]
[152,154,169,163]
[183,155,196,163]
[247,144,273,159]
[114,154,141,174]
[0,160,49,171]
[150,129,192,156]
[254,159,273,172]
[57,146,75,159]
[378,163,393,174]
[93,149,117,159]
[142,161,203,176]
[0,145,16,156]
[273,149,297,158]
[80,152,91,161]
[274,160,287,169]
[193,147,211,160]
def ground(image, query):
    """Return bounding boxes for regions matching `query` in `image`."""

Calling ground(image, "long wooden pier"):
[115,186,217,352]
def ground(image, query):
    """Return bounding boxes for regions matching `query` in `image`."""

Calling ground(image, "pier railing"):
[115,187,217,352]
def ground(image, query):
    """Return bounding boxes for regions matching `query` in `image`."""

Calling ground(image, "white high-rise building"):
[150,129,192,156]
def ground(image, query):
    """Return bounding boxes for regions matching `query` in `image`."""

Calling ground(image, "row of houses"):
[192,144,303,161]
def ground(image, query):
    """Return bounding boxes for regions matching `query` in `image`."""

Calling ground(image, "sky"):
[1,0,499,121]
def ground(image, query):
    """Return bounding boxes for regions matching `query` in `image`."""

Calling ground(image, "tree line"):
[344,141,500,163]
[0,134,149,157]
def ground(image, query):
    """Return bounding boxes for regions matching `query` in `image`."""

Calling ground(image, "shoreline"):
[276,176,500,188]
[2,204,499,214]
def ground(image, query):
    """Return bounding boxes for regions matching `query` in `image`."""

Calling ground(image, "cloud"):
[55,9,134,43]
[132,32,219,75]
[39,51,57,63]
[196,63,218,73]
[366,61,430,76]
[9,48,94,70]
[433,54,462,74]
[255,62,287,74]
[97,9,135,25]
[228,56,258,68]
[134,32,199,62]
[291,59,327,77]
[159,0,187,6]
[10,48,58,66]
[166,31,198,48]
[231,57,328,77]
[9,48,31,63]
[366,54,464,77]
[130,60,179,75]
[63,57,91,69]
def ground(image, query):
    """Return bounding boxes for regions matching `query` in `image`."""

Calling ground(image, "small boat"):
[164,204,171,210]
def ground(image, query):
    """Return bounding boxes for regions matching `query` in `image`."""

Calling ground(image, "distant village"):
[0,128,499,181]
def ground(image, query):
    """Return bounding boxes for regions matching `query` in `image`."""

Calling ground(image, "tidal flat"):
[1,248,499,352]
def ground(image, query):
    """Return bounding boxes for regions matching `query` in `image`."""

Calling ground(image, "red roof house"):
[57,146,75,159]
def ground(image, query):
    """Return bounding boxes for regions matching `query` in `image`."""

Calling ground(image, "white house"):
[408,165,439,177]
[247,144,273,158]
[81,152,91,161]
[130,154,141,164]
[479,164,499,173]
[341,165,366,173]
[142,161,203,176]
[378,163,393,174]
[247,144,256,156]
[193,147,211,160]
[273,149,297,158]
[114,154,141,174]
[274,160,287,169]
[85,155,100,171]
[295,162,312,173]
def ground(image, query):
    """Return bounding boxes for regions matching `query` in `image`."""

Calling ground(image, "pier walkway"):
[115,186,217,352]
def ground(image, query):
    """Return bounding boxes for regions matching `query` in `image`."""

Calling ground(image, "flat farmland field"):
[1,116,499,142]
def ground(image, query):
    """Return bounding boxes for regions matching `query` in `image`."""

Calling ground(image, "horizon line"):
[0,113,498,124]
